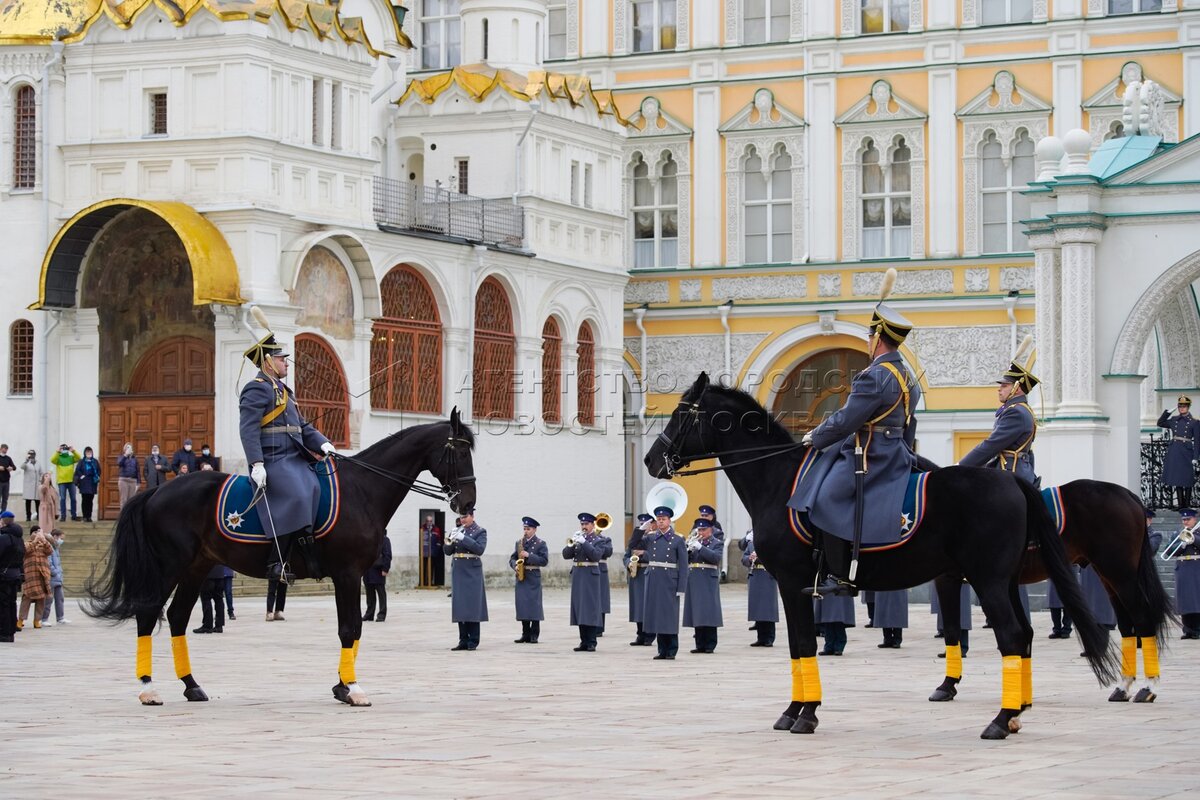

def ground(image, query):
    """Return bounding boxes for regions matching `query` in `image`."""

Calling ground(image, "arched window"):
[743,144,793,264]
[632,152,678,269]
[577,322,596,427]
[293,334,351,448]
[371,265,443,413]
[980,129,1035,254]
[771,348,871,434]
[8,319,33,396]
[13,85,36,190]
[1105,120,1126,141]
[541,317,562,424]
[473,277,515,420]
[860,137,911,259]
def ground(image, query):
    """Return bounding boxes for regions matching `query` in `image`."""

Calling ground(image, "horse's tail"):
[1018,479,1120,685]
[83,489,165,621]
[1126,488,1178,649]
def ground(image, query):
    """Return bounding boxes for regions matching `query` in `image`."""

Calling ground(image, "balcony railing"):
[372,176,526,251]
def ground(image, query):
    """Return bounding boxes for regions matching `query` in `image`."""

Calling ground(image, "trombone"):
[1161,527,1196,560]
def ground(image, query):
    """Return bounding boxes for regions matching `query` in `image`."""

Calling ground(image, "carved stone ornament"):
[624,280,670,304]
[818,273,842,297]
[852,269,952,296]
[679,280,702,302]
[906,324,1036,386]
[624,333,770,392]
[1085,62,1181,147]
[711,275,808,302]
[964,268,990,293]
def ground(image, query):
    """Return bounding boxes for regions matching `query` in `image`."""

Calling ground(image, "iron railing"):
[1140,430,1200,510]
[372,176,526,250]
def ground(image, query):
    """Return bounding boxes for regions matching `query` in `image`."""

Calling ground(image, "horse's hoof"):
[332,682,351,705]
[1007,717,1022,734]
[928,687,957,702]
[138,689,163,706]
[790,717,818,734]
[347,692,372,708]
[1019,703,1031,713]
[1132,687,1156,703]
[183,686,209,702]
[980,722,1009,740]
[1108,687,1130,702]
[772,714,797,731]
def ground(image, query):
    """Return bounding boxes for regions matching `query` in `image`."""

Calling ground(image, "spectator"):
[222,565,236,620]
[21,450,46,521]
[0,510,24,643]
[73,446,102,523]
[38,473,57,532]
[40,528,67,626]
[117,443,139,509]
[171,439,198,476]
[266,576,288,621]
[362,534,392,622]
[177,463,190,476]
[17,523,52,630]
[51,444,81,521]
[193,564,226,634]
[197,444,221,472]
[199,462,214,471]
[0,443,15,513]
[144,444,169,489]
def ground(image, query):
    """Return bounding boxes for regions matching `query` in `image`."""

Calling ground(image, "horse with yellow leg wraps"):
[85,410,476,707]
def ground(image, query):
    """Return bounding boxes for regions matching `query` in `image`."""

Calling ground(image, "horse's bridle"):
[656,390,807,478]
[327,431,475,506]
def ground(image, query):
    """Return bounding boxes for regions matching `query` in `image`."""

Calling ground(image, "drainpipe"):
[1004,290,1019,355]
[633,304,648,432]
[718,300,733,385]
[41,41,64,257]
[39,310,63,459]
[513,100,540,205]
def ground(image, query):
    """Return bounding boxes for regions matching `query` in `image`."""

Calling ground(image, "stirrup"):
[267,561,296,585]
[802,576,858,598]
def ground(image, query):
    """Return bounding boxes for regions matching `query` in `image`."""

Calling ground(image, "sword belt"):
[1174,436,1194,443]
[690,563,719,570]
[574,561,599,567]
[453,553,480,560]
[262,425,302,434]
[647,561,679,569]
[863,424,905,438]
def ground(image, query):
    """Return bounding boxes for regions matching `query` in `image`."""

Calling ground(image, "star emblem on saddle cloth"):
[899,512,913,533]
[225,511,245,530]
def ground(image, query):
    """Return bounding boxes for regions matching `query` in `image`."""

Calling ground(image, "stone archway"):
[771,347,870,435]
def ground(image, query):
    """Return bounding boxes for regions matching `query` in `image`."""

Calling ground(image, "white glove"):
[321,442,336,457]
[802,431,814,447]
[676,592,684,599]
[250,463,266,488]
[571,533,585,545]
[452,529,465,542]
[688,540,701,552]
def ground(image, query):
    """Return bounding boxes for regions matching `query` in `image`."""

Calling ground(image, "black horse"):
[645,374,1118,740]
[85,410,476,707]
[929,479,1175,704]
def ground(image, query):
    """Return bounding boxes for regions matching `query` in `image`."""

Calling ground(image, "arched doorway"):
[771,348,870,435]
[294,334,351,448]
[99,336,214,517]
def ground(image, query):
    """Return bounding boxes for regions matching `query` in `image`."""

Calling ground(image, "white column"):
[693,86,721,267]
[1055,227,1104,417]
[514,334,542,434]
[807,0,835,38]
[927,0,955,28]
[581,0,609,56]
[1054,0,1082,18]
[443,327,471,419]
[806,77,837,262]
[214,309,250,471]
[1185,52,1200,139]
[928,69,957,257]
[1099,376,1145,488]
[62,309,100,453]
[1052,60,1083,136]
[1029,230,1061,416]
[693,0,718,47]
[563,344,580,429]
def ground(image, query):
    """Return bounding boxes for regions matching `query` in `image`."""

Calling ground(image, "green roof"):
[1088,135,1164,180]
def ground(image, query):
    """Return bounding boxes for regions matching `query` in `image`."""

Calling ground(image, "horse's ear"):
[450,406,461,431]
[696,372,710,391]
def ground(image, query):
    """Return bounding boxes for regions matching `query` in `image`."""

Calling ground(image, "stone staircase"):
[51,519,334,597]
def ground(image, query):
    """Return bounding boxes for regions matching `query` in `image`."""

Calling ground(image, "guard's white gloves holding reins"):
[250,462,267,488]
[321,442,336,457]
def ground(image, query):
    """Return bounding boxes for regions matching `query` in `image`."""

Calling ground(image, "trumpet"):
[515,537,526,582]
[567,531,585,547]
[1161,527,1196,560]
[686,531,700,550]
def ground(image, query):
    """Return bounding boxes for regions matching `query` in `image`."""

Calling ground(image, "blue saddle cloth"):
[788,449,930,552]
[216,463,341,544]
[1041,486,1066,536]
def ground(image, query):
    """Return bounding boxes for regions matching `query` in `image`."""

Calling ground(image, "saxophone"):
[628,552,641,578]
[515,537,526,582]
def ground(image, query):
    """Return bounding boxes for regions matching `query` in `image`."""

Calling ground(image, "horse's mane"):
[695,383,795,443]
[356,418,475,461]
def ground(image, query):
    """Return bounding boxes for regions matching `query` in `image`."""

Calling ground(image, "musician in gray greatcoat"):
[642,505,689,660]
[959,346,1040,487]
[874,589,908,648]
[444,509,487,650]
[813,592,855,656]
[683,519,723,653]
[932,582,972,657]
[510,516,548,644]
[740,531,778,647]
[1170,508,1200,639]
[625,513,654,646]
[239,333,334,582]
[597,528,613,636]
[1158,396,1199,509]
[563,512,605,652]
[698,504,725,542]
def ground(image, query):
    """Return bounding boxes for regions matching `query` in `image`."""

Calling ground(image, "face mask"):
[202,449,210,456]
[184,445,192,452]
[152,450,159,456]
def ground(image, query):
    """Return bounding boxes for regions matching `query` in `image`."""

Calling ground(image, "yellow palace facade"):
[396,0,1200,528]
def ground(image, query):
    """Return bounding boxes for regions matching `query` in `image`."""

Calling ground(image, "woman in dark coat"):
[73,447,101,523]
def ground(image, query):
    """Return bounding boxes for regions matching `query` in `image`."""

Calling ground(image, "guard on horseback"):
[959,336,1040,488]
[240,329,335,583]
[790,268,920,597]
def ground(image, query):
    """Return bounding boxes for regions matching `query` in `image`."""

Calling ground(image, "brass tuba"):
[645,481,689,522]
[595,512,612,531]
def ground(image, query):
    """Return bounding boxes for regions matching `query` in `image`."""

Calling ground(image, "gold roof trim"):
[0,0,401,56]
[397,64,629,126]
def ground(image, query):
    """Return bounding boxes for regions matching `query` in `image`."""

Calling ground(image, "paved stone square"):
[2,586,1197,799]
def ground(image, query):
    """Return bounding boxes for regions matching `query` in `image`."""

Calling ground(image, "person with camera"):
[51,444,81,521]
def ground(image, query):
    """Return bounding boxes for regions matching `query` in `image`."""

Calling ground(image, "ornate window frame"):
[963,0,1046,26]
[836,80,926,261]
[958,71,1051,257]
[1084,61,1181,148]
[546,1,578,60]
[615,0,689,54]
[1091,0,1176,16]
[623,97,692,269]
[720,88,806,266]
[841,0,923,35]
[724,0,805,45]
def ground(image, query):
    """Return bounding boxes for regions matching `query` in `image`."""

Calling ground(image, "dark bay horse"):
[85,410,476,707]
[928,478,1174,704]
[645,374,1118,740]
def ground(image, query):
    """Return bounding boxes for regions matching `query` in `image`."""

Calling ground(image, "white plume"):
[879,268,897,302]
[1013,333,1034,364]
[249,305,271,331]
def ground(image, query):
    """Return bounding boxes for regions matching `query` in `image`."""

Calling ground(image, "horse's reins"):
[325,434,476,505]
[657,396,807,477]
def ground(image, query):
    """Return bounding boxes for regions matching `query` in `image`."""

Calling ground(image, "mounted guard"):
[240,309,336,583]
[789,267,921,597]
[959,335,1040,488]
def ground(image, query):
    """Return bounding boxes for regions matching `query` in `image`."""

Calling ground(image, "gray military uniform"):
[960,394,1038,487]
[641,529,688,635]
[510,536,548,622]
[563,534,605,628]
[445,523,488,623]
[682,535,723,629]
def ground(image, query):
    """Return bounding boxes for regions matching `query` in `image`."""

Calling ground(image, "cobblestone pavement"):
[2,587,1197,799]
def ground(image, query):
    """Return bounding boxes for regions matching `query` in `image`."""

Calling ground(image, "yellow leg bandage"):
[338,647,357,684]
[171,635,192,679]
[944,644,963,680]
[790,659,804,702]
[352,639,361,662]
[1021,656,1033,707]
[1001,655,1022,710]
[1141,638,1160,680]
[1120,636,1137,678]
[136,635,152,680]
[800,656,822,703]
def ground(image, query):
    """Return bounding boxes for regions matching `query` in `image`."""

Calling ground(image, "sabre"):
[258,486,289,585]
[849,442,865,582]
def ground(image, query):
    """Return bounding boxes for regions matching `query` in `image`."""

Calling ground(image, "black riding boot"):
[267,534,295,583]
[803,573,858,597]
